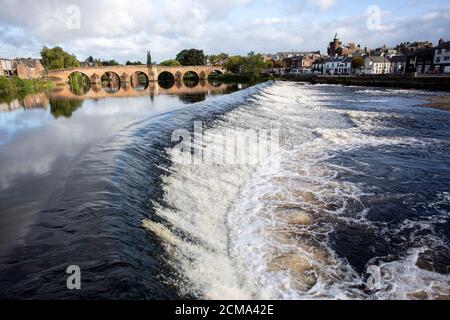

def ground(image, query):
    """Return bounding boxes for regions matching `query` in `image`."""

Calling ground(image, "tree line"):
[40,46,272,81]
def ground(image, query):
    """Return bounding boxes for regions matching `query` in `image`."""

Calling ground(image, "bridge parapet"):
[46,65,226,84]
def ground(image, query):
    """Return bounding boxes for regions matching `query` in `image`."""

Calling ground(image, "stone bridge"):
[46,65,226,84]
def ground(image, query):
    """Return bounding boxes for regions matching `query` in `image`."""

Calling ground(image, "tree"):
[101,60,120,66]
[147,51,152,66]
[352,57,365,73]
[224,56,244,74]
[159,59,182,66]
[223,53,271,81]
[126,60,144,65]
[40,47,80,70]
[242,52,270,81]
[85,56,102,66]
[176,49,206,66]
[273,60,287,69]
[208,53,229,66]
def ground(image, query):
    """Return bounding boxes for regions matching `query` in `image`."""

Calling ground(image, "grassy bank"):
[0,76,53,100]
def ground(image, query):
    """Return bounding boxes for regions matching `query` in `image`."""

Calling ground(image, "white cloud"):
[0,0,448,62]
[309,0,336,12]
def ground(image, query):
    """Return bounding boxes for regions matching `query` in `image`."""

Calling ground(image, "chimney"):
[439,38,445,46]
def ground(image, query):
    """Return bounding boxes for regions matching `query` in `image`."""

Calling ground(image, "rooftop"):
[437,41,450,50]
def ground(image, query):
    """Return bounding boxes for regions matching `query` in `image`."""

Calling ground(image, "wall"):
[282,74,450,91]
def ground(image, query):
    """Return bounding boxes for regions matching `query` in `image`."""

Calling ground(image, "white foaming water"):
[143,82,449,299]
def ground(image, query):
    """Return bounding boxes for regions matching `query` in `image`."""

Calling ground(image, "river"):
[0,80,449,299]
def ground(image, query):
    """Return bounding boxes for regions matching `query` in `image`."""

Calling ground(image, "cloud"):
[0,0,448,62]
[309,0,336,11]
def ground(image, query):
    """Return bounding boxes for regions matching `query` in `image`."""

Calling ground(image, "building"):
[328,33,343,56]
[276,51,305,61]
[325,57,352,75]
[396,41,434,56]
[327,33,360,57]
[13,59,45,79]
[360,56,391,74]
[434,38,450,73]
[312,58,327,74]
[390,56,407,74]
[288,52,321,74]
[0,58,14,76]
[406,48,435,74]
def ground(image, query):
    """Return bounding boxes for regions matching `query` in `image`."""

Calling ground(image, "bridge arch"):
[131,71,149,90]
[183,71,200,88]
[101,71,121,93]
[67,71,91,95]
[208,69,223,79]
[68,71,90,83]
[183,71,200,81]
[158,71,176,83]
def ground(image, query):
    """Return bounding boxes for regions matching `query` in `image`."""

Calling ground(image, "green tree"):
[49,98,83,119]
[352,57,365,72]
[101,60,120,66]
[126,60,144,65]
[40,47,80,70]
[223,53,270,81]
[224,56,244,74]
[242,52,270,81]
[208,53,229,66]
[147,51,152,66]
[176,49,206,66]
[85,56,103,66]
[159,59,182,66]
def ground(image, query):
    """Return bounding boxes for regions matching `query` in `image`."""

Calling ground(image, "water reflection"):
[0,80,249,255]
[49,98,83,119]
[68,72,90,96]
[101,72,121,93]
[131,72,149,91]
[0,80,244,116]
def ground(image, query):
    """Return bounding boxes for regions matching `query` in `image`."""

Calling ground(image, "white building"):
[434,39,450,73]
[0,58,14,76]
[325,57,352,75]
[360,56,391,74]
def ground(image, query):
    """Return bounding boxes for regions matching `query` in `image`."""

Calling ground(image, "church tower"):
[328,33,343,56]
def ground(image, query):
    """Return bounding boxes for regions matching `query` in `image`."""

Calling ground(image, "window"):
[436,57,441,63]
[445,56,450,61]
[437,49,442,55]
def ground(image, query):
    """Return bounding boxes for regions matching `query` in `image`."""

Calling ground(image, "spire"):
[334,32,338,41]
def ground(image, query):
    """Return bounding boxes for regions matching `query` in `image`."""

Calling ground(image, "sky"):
[0,0,449,63]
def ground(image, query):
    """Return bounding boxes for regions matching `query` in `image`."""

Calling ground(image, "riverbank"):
[280,74,450,91]
[0,76,53,102]
[420,96,450,111]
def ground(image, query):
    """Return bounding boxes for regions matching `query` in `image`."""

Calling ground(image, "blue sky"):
[0,0,449,63]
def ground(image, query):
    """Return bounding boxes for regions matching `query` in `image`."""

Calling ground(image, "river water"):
[0,81,449,299]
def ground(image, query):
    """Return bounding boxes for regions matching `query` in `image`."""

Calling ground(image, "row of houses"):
[0,58,45,79]
[312,56,393,75]
[312,38,450,76]
[269,36,450,76]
